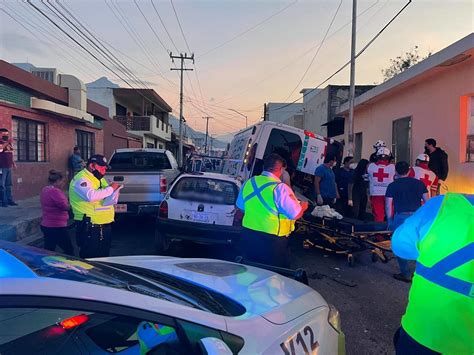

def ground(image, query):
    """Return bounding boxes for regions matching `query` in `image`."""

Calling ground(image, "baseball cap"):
[87,154,109,167]
[416,153,430,162]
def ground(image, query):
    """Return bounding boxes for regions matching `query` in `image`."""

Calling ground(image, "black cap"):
[87,154,109,167]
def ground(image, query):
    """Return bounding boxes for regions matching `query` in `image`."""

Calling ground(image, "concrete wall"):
[103,119,142,160]
[303,87,329,136]
[87,87,115,117]
[0,103,103,200]
[343,58,474,193]
[266,103,304,124]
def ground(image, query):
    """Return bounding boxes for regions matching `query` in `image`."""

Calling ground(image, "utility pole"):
[202,116,213,154]
[348,0,357,156]
[210,135,214,155]
[170,52,194,167]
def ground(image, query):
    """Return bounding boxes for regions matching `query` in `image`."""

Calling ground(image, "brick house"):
[0,60,109,200]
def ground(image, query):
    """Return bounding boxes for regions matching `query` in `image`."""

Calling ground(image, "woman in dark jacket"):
[348,159,370,220]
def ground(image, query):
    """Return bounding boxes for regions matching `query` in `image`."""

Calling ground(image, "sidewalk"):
[0,196,43,244]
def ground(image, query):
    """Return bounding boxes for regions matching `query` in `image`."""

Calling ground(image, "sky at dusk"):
[1,0,473,136]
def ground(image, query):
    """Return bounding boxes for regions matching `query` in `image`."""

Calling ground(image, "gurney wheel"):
[347,254,355,267]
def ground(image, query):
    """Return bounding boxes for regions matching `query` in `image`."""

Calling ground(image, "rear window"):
[171,177,238,205]
[109,152,171,171]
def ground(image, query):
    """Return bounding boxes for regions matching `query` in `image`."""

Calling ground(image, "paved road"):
[110,216,409,355]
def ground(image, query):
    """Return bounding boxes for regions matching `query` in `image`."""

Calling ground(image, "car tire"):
[155,229,170,255]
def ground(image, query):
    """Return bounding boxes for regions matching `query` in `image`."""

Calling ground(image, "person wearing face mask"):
[0,128,18,207]
[69,154,122,258]
[314,154,339,208]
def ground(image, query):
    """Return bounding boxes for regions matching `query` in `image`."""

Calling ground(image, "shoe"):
[8,201,18,206]
[393,273,412,283]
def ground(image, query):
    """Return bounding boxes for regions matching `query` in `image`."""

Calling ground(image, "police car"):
[155,172,243,253]
[0,241,345,354]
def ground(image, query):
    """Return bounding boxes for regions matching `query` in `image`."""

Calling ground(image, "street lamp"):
[227,108,248,128]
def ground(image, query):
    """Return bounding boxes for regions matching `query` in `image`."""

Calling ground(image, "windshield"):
[109,151,172,171]
[170,177,238,205]
[3,243,245,316]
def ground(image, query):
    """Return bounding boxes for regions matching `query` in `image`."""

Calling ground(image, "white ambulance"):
[222,121,343,192]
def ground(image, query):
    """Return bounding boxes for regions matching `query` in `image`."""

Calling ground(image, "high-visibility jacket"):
[367,162,395,196]
[137,321,178,355]
[69,169,115,225]
[401,193,474,354]
[241,175,293,236]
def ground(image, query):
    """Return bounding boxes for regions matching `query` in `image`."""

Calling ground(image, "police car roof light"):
[60,314,89,330]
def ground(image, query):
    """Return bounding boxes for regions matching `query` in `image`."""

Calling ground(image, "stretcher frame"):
[295,215,393,267]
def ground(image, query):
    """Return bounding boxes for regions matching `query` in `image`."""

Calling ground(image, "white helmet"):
[373,140,386,149]
[416,153,430,162]
[376,147,391,158]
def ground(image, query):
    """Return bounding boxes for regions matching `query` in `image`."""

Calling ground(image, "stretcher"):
[295,213,393,267]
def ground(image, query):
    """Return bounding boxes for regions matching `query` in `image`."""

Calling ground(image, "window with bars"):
[466,96,474,162]
[76,130,94,161]
[12,117,46,162]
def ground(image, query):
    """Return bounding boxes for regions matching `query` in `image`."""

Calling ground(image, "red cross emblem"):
[373,168,389,182]
[420,174,432,187]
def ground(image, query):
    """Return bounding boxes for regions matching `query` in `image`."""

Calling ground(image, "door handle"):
[114,176,124,182]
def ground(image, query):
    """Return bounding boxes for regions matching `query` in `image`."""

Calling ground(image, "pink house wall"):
[344,57,474,193]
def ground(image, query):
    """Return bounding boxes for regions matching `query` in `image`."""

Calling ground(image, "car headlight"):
[328,304,342,333]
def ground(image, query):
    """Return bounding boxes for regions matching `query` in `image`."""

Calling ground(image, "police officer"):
[392,193,473,354]
[236,153,309,268]
[69,154,121,258]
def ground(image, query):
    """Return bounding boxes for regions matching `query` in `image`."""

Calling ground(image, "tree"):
[381,46,432,82]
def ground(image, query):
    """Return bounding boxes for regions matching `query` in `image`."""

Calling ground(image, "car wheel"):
[155,229,170,254]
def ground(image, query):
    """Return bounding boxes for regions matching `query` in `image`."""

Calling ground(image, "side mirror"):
[198,337,233,355]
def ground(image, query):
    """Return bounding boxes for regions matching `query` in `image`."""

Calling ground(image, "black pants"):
[41,226,74,255]
[352,192,368,220]
[240,227,290,268]
[394,327,440,355]
[75,221,112,259]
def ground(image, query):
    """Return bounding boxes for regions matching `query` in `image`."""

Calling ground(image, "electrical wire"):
[268,0,412,113]
[283,0,343,101]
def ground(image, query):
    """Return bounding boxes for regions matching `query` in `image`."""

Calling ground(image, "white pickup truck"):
[106,148,180,215]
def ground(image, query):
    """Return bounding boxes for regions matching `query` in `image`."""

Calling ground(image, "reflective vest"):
[367,162,395,196]
[242,175,293,237]
[402,193,474,354]
[69,169,115,225]
[137,321,178,355]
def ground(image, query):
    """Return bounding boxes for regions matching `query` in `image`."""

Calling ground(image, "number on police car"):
[280,326,319,355]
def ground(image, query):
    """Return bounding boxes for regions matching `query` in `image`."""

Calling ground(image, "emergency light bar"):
[60,314,89,330]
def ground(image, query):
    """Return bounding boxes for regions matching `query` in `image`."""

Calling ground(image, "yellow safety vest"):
[242,175,293,237]
[402,193,474,354]
[69,169,115,225]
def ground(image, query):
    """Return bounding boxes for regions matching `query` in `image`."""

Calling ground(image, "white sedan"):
[0,241,345,354]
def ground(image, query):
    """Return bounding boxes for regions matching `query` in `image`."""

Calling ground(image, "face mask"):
[92,169,105,180]
[2,136,8,141]
[349,163,357,170]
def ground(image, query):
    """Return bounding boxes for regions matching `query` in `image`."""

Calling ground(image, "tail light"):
[160,177,167,193]
[159,200,168,218]
[233,209,243,226]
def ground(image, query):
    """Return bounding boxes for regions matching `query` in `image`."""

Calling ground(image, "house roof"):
[338,33,474,114]
[0,60,109,120]
[113,88,172,113]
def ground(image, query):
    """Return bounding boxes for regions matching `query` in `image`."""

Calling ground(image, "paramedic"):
[237,153,308,268]
[314,154,339,207]
[69,155,121,258]
[409,153,438,198]
[369,140,387,163]
[385,161,429,282]
[392,193,473,354]
[367,147,395,221]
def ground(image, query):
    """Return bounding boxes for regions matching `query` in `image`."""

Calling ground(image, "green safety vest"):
[402,193,474,354]
[242,175,293,237]
[69,169,115,225]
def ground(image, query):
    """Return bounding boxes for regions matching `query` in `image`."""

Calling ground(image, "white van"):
[222,121,343,194]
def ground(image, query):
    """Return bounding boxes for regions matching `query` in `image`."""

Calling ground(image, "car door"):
[0,295,245,355]
[167,176,239,226]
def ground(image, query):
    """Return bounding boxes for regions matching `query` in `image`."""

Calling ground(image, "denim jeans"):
[0,168,13,205]
[389,212,414,277]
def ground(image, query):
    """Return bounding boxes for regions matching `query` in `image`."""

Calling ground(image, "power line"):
[170,0,192,54]
[198,0,298,59]
[268,0,412,113]
[283,0,343,101]
[151,0,179,52]
[133,0,169,54]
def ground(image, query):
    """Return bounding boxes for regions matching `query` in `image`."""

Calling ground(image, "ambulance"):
[222,121,343,192]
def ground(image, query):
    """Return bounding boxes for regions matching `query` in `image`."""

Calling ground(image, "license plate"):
[192,212,209,222]
[115,204,127,213]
